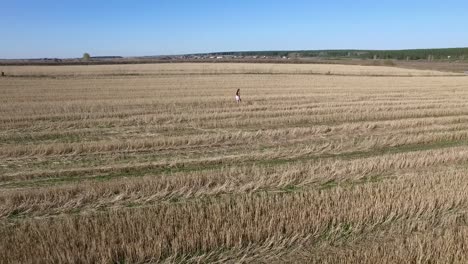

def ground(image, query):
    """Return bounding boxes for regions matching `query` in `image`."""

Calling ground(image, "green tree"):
[82,53,91,61]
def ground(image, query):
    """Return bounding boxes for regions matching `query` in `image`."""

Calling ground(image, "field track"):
[1,63,468,263]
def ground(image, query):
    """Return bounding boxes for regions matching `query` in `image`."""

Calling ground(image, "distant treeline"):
[201,48,468,60]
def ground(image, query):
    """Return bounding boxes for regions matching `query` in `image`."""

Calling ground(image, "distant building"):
[91,56,123,60]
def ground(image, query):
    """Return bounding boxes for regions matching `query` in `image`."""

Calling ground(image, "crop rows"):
[1,63,468,263]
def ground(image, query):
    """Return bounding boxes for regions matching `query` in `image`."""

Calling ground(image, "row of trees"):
[209,48,468,61]
[356,48,468,60]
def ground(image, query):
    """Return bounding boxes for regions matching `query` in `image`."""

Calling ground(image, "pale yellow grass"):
[0,62,462,77]
[1,63,468,263]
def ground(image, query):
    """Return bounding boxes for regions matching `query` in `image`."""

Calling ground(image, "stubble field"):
[1,63,468,263]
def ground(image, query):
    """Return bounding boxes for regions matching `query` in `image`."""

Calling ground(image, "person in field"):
[235,89,241,103]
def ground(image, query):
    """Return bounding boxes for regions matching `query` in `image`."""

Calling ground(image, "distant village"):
[0,54,296,66]
[157,54,291,60]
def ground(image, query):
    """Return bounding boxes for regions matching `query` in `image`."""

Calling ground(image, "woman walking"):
[235,89,241,103]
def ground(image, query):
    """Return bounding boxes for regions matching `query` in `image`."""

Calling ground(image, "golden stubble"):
[1,63,468,263]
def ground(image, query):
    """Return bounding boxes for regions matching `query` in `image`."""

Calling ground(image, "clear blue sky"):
[1,0,467,59]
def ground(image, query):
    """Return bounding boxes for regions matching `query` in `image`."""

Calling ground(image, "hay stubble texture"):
[1,63,468,263]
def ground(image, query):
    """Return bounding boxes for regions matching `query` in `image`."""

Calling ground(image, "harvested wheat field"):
[1,63,468,263]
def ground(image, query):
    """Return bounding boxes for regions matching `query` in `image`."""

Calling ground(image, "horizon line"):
[2,46,468,60]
